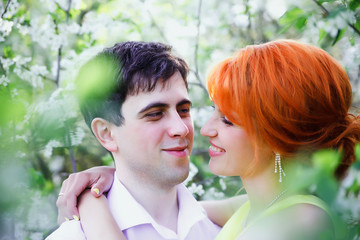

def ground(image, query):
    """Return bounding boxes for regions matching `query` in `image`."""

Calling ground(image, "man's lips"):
[163,146,188,151]
[162,145,189,157]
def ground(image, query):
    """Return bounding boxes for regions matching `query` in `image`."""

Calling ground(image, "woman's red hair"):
[207,40,360,178]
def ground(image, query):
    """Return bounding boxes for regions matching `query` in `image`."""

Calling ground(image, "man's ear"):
[91,118,117,152]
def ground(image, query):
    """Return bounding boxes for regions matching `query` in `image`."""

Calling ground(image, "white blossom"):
[16,22,30,36]
[39,0,57,12]
[29,15,64,51]
[11,88,19,97]
[191,106,213,128]
[14,67,44,89]
[69,127,85,146]
[0,19,14,41]
[204,187,225,199]
[0,0,19,19]
[42,140,62,158]
[184,162,199,185]
[13,55,32,65]
[58,22,81,35]
[219,178,227,191]
[234,14,249,28]
[0,57,15,70]
[0,75,10,86]
[30,65,49,77]
[188,183,205,197]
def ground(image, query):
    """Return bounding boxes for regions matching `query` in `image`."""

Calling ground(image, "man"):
[47,41,220,239]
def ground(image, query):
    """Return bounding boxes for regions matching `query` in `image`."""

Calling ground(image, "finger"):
[63,173,96,217]
[90,176,113,197]
[57,173,89,222]
[57,178,71,224]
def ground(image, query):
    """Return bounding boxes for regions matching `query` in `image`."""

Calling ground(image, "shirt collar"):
[107,172,208,239]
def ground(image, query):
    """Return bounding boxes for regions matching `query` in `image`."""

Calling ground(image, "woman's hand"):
[56,166,115,224]
[79,189,127,240]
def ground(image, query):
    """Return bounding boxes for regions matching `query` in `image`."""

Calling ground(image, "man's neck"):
[115,168,179,233]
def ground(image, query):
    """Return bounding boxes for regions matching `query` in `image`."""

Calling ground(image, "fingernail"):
[73,215,79,221]
[65,217,69,221]
[93,188,100,195]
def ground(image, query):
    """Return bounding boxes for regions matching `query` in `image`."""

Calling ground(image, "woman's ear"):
[91,118,117,152]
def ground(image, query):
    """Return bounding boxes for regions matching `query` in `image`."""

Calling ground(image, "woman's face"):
[200,105,255,177]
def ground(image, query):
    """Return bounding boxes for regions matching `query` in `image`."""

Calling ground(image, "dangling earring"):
[274,153,286,182]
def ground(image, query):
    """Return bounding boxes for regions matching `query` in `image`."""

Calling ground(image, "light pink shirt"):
[46,173,220,240]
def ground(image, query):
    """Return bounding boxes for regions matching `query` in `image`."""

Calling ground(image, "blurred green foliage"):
[0,0,359,239]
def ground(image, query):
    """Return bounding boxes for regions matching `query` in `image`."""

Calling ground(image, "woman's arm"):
[78,189,127,240]
[56,166,115,224]
[201,194,248,227]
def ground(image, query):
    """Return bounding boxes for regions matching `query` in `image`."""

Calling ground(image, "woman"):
[58,40,360,239]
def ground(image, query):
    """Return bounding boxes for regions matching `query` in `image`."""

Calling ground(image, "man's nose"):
[168,113,189,137]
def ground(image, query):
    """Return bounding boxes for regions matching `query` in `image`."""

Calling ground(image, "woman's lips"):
[208,142,225,157]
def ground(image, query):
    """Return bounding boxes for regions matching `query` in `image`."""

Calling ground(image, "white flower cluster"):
[336,168,360,219]
[191,106,213,128]
[55,0,82,11]
[184,161,199,185]
[42,140,62,158]
[219,177,227,191]
[13,65,45,89]
[51,45,104,86]
[0,55,49,88]
[0,0,19,19]
[68,126,86,146]
[0,19,14,42]
[317,9,356,37]
[0,75,10,86]
[29,15,67,51]
[80,12,132,42]
[204,187,225,200]
[187,182,205,197]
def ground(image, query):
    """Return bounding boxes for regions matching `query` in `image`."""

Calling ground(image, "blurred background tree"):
[0,0,359,238]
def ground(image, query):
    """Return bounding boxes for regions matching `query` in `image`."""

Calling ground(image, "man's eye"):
[221,116,233,126]
[178,107,190,116]
[145,112,163,120]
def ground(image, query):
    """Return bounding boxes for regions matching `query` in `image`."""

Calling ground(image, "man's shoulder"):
[45,220,86,240]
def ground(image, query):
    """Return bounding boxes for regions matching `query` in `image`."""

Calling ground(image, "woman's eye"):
[221,116,234,126]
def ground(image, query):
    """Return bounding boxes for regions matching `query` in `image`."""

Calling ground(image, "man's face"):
[111,71,194,188]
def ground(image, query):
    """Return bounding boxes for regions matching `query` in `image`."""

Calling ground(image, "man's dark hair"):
[76,41,189,129]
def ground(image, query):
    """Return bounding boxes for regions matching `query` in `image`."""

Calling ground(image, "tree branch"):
[193,0,208,95]
[66,0,72,22]
[55,46,62,87]
[313,0,360,36]
[55,0,77,173]
[1,0,11,19]
[188,79,208,93]
[20,65,56,83]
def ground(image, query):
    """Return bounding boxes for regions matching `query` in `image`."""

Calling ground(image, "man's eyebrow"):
[177,99,192,107]
[138,102,169,115]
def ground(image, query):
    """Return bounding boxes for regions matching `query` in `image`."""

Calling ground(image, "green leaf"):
[355,143,360,161]
[294,16,307,30]
[315,176,338,204]
[347,178,359,195]
[2,46,14,58]
[318,0,336,3]
[327,6,347,19]
[312,149,341,174]
[279,7,308,33]
[280,7,305,24]
[349,0,360,11]
[332,28,347,45]
[319,29,328,43]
